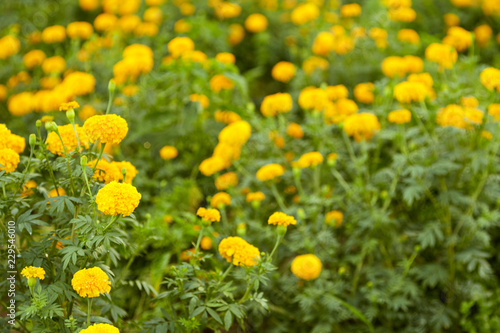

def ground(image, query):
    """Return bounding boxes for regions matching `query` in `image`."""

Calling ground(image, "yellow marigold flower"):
[67,21,94,39]
[312,31,335,56]
[451,0,475,7]
[393,81,428,103]
[271,61,296,83]
[291,3,319,25]
[388,109,412,124]
[210,74,234,93]
[256,163,285,181]
[268,212,297,227]
[213,143,241,166]
[83,114,128,145]
[80,323,119,333]
[201,236,213,250]
[480,67,500,91]
[286,123,304,139]
[389,7,416,22]
[444,13,460,27]
[425,43,458,70]
[461,96,479,108]
[464,107,484,125]
[218,121,251,146]
[113,161,138,184]
[0,126,25,153]
[370,27,388,40]
[383,0,412,8]
[436,104,467,129]
[46,124,90,156]
[42,25,66,43]
[327,152,338,162]
[42,56,66,74]
[302,56,329,75]
[482,131,492,140]
[214,1,242,19]
[324,98,358,124]
[228,23,245,46]
[219,236,260,267]
[325,210,343,227]
[298,87,329,111]
[199,156,226,176]
[261,93,293,117]
[343,113,381,142]
[0,35,20,60]
[159,145,178,160]
[245,13,268,33]
[62,72,96,96]
[488,104,500,121]
[482,0,500,16]
[443,26,473,52]
[291,254,322,280]
[475,24,492,48]
[21,180,37,197]
[326,85,348,101]
[0,84,6,101]
[59,101,80,111]
[215,52,236,64]
[0,148,20,173]
[94,13,118,31]
[168,37,195,59]
[215,171,238,190]
[122,85,138,97]
[174,19,191,33]
[144,7,163,24]
[214,110,241,124]
[197,207,221,223]
[297,152,323,168]
[354,82,375,104]
[190,93,210,109]
[381,56,407,78]
[96,181,141,216]
[23,50,46,69]
[79,0,99,10]
[21,266,46,280]
[246,191,265,202]
[211,192,231,208]
[79,105,97,121]
[72,267,111,298]
[407,72,434,88]
[333,35,355,55]
[49,187,66,198]
[7,92,34,116]
[397,29,420,44]
[341,3,361,17]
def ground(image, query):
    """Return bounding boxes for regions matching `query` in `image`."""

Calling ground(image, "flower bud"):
[80,155,88,169]
[251,200,261,209]
[45,121,58,133]
[29,134,36,147]
[66,109,75,123]
[297,208,306,220]
[27,277,37,290]
[237,223,247,236]
[121,168,127,182]
[108,79,116,93]
[36,120,42,129]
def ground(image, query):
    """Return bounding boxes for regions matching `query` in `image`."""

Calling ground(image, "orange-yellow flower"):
[256,163,285,181]
[218,236,260,267]
[71,267,111,298]
[268,212,297,227]
[291,254,322,280]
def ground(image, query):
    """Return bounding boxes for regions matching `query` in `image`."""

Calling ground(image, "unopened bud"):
[80,155,88,169]
[66,109,75,123]
[36,120,42,129]
[108,79,116,93]
[297,208,306,220]
[29,134,36,147]
[45,121,58,133]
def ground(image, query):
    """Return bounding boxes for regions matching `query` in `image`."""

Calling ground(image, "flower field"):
[2,0,500,332]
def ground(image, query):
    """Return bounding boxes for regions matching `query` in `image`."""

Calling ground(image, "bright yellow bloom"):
[425,43,458,70]
[94,13,118,31]
[211,192,231,208]
[325,211,343,227]
[49,187,66,198]
[393,81,428,103]
[245,13,268,33]
[42,25,66,43]
[79,105,97,121]
[297,152,323,168]
[214,2,242,19]
[291,3,319,25]
[197,207,221,223]
[218,121,251,146]
[286,123,304,139]
[298,87,329,111]
[21,266,46,280]
[312,31,335,56]
[341,3,361,17]
[444,13,460,27]
[443,26,473,52]
[168,37,195,59]
[246,191,265,202]
[42,56,66,74]
[23,50,46,69]
[326,85,349,101]
[228,23,245,46]
[160,145,178,160]
[271,61,296,83]
[268,212,297,227]
[461,96,479,108]
[488,104,500,121]
[80,323,119,333]
[302,56,329,75]
[83,114,128,145]
[343,113,381,142]
[0,36,20,60]
[91,159,122,184]
[72,267,111,298]
[397,29,420,44]
[201,236,213,250]
[261,93,293,117]
[480,67,500,91]
[215,52,236,64]
[95,181,141,216]
[21,180,37,197]
[214,110,241,124]
[218,236,260,267]
[215,172,238,190]
[210,74,234,93]
[0,148,20,173]
[475,24,493,48]
[67,21,94,39]
[190,93,210,109]
[354,82,375,104]
[291,254,322,280]
[389,7,416,22]
[436,104,469,129]
[59,101,80,111]
[199,156,226,176]
[114,161,138,184]
[256,163,285,181]
[388,109,412,124]
[46,124,90,156]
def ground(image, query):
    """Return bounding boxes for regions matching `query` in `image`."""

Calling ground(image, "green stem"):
[102,215,119,233]
[87,298,92,327]
[293,169,306,198]
[268,232,284,262]
[313,165,321,196]
[270,181,287,211]
[16,142,35,196]
[92,143,106,172]
[194,226,204,254]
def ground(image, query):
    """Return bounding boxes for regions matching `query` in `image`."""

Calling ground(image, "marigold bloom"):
[444,13,460,27]
[218,121,251,146]
[256,163,285,181]
[325,210,343,227]
[475,24,492,48]
[215,172,238,190]
[302,56,329,75]
[0,148,20,173]
[67,21,94,39]
[228,23,245,46]
[297,152,323,168]
[199,156,226,176]
[215,2,242,19]
[0,36,20,60]
[215,52,236,64]
[245,13,268,33]
[210,74,234,93]
[436,104,470,129]
[160,145,178,160]
[298,87,329,111]
[23,50,46,69]
[461,96,479,108]
[261,93,293,117]
[393,81,428,103]
[80,324,119,333]
[190,93,210,109]
[79,0,99,10]
[397,29,420,44]
[425,43,458,70]
[46,124,90,156]
[341,3,361,17]
[90,159,121,184]
[96,181,141,216]
[389,7,416,22]
[354,83,375,104]
[291,254,322,280]
[488,104,500,121]
[211,192,231,208]
[49,187,66,198]
[201,236,213,250]
[62,72,96,96]
[197,207,221,223]
[83,114,128,145]
[79,105,97,121]
[214,110,241,124]
[291,3,319,25]
[168,37,195,58]
[271,61,296,83]
[42,25,66,43]
[286,123,304,139]
[343,113,381,142]
[21,266,46,280]
[42,56,66,74]
[326,85,349,101]
[246,191,265,202]
[94,13,118,31]
[21,180,37,197]
[218,236,260,267]
[388,109,412,124]
[268,212,297,227]
[312,31,335,56]
[72,267,111,298]
[480,67,500,91]
[59,101,80,111]
[443,26,473,52]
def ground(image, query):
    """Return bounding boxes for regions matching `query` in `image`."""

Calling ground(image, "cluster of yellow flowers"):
[0,124,24,173]
[114,44,154,85]
[218,236,261,267]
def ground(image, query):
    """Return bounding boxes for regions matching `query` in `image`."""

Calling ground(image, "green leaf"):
[206,307,222,325]
[224,311,233,331]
